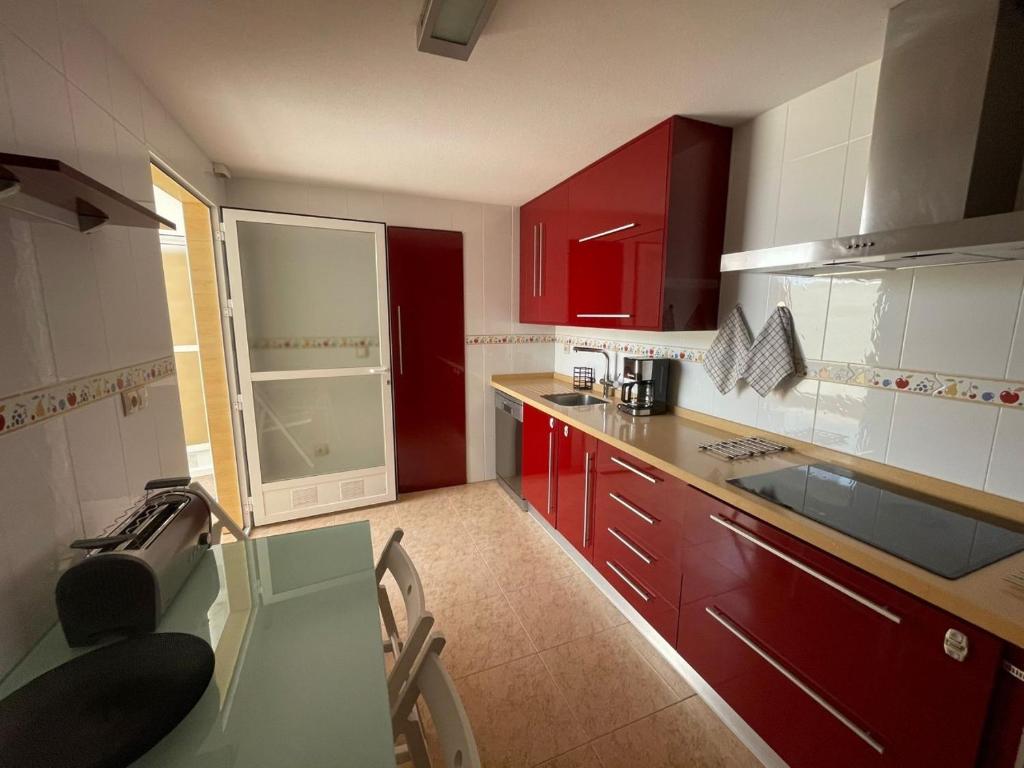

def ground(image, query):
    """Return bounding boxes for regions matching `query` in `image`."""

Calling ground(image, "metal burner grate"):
[698,436,789,461]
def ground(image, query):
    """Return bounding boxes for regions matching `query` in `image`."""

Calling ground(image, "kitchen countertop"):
[492,373,1024,648]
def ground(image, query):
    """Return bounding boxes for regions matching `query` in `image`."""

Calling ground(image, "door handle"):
[538,220,544,296]
[547,431,555,515]
[609,456,658,484]
[396,305,404,376]
[583,452,592,547]
[532,224,538,298]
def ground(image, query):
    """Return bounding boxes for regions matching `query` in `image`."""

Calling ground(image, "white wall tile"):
[57,0,111,110]
[783,72,855,161]
[723,105,787,252]
[766,275,831,360]
[105,49,144,139]
[822,270,912,366]
[813,382,894,460]
[464,345,487,482]
[985,408,1024,501]
[114,121,153,203]
[149,378,188,477]
[886,393,999,489]
[129,227,173,361]
[304,184,349,218]
[33,221,110,379]
[837,135,870,236]
[718,272,770,331]
[225,177,309,212]
[0,0,62,69]
[774,144,847,246]
[482,204,514,335]
[0,419,81,676]
[1005,296,1024,381]
[901,261,1024,379]
[346,188,385,221]
[64,395,132,536]
[711,384,761,428]
[383,193,453,230]
[1,28,77,164]
[93,226,147,368]
[117,403,162,493]
[756,379,819,441]
[453,202,484,335]
[0,213,55,396]
[68,84,121,192]
[676,361,712,413]
[849,60,881,140]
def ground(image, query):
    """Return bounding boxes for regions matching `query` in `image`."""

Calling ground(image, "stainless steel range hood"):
[722,0,1024,276]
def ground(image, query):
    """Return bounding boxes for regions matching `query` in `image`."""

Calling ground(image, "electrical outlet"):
[314,443,330,457]
[121,386,148,416]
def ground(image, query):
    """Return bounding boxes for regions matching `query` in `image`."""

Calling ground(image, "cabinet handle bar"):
[608,492,656,524]
[706,606,885,755]
[709,515,901,624]
[578,222,637,242]
[609,456,658,484]
[607,527,652,564]
[605,560,651,602]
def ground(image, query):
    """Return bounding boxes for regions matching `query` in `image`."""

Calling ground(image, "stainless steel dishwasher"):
[494,391,526,509]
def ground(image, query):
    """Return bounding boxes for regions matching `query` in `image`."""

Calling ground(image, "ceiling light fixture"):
[417,0,497,61]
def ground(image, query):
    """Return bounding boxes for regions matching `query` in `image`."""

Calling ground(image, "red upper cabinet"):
[519,184,569,325]
[555,424,597,560]
[517,116,731,331]
[568,122,671,243]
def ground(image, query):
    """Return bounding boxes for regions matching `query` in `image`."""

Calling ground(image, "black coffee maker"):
[617,357,670,416]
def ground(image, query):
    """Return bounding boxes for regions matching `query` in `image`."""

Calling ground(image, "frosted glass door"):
[223,209,395,525]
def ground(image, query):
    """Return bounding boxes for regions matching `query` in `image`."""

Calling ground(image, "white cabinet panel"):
[774,144,847,246]
[783,72,855,161]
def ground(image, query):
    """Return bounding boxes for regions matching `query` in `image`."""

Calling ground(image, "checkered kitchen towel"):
[742,305,799,396]
[703,306,753,394]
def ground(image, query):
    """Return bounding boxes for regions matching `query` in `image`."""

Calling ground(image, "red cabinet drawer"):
[594,523,682,608]
[594,551,678,645]
[680,597,885,768]
[568,122,670,243]
[677,505,1001,767]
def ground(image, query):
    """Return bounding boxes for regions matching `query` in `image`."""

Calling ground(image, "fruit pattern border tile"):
[554,335,1024,410]
[466,334,557,345]
[0,356,176,437]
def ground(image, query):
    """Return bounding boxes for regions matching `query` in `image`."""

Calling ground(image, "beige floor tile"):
[480,535,573,593]
[432,592,536,678]
[455,654,588,767]
[612,623,695,701]
[507,572,626,651]
[592,697,762,768]
[461,503,540,549]
[420,551,504,609]
[540,626,679,739]
[536,744,604,767]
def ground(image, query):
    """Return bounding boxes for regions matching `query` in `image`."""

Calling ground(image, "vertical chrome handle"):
[609,456,658,484]
[532,224,538,297]
[583,452,592,547]
[396,305,405,376]
[546,431,555,515]
[538,221,544,296]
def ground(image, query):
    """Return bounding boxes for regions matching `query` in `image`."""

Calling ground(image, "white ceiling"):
[86,0,897,205]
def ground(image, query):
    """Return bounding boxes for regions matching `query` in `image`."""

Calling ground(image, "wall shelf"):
[0,153,174,234]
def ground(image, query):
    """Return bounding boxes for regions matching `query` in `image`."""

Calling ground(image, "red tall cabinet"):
[518,116,731,331]
[387,227,466,492]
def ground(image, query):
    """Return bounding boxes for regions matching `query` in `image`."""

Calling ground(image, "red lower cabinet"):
[979,646,1024,766]
[555,424,597,560]
[675,505,1001,768]
[521,404,557,526]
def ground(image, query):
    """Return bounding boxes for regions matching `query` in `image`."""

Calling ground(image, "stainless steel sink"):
[542,392,607,407]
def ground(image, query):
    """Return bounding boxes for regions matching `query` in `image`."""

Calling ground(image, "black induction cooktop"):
[728,463,1024,579]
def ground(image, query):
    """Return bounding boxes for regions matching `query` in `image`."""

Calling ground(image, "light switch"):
[121,386,148,416]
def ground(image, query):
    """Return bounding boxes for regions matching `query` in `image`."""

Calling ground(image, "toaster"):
[55,477,214,647]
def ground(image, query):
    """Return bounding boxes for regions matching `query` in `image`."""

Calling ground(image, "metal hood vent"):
[722,0,1024,276]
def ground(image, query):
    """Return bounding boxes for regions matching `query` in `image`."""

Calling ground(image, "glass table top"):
[729,463,1024,579]
[0,522,396,768]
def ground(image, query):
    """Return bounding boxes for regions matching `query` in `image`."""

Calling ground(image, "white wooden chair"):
[375,528,435,764]
[392,634,481,768]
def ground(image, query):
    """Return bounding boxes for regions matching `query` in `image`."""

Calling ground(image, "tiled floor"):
[255,481,762,768]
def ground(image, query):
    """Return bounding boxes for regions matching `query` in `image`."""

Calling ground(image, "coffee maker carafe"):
[617,357,670,416]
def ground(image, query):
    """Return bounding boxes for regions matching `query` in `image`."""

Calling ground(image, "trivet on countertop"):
[698,436,789,461]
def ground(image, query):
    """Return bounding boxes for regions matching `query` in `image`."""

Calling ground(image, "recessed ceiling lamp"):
[417,0,498,61]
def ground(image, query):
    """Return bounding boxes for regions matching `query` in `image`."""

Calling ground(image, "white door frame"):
[221,208,396,526]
